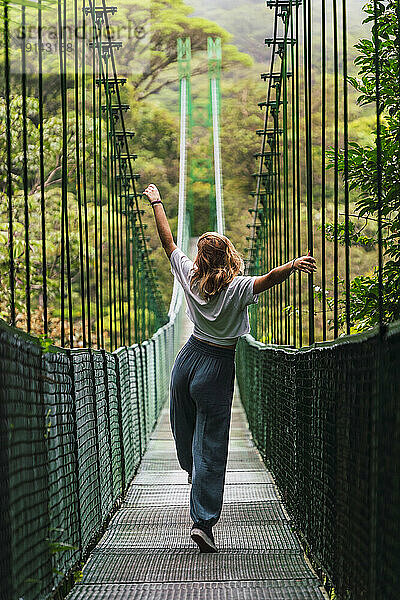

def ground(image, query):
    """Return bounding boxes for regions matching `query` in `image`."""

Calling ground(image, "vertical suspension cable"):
[132,220,138,341]
[4,0,15,326]
[58,0,65,346]
[38,0,48,335]
[21,5,30,332]
[396,0,400,330]
[295,0,302,346]
[211,77,224,235]
[282,44,290,344]
[321,0,327,340]
[290,0,297,346]
[92,16,100,347]
[373,0,383,333]
[64,69,74,345]
[119,164,126,345]
[208,38,224,237]
[110,106,118,347]
[62,0,73,347]
[74,0,87,348]
[137,232,142,343]
[333,0,339,339]
[267,185,272,341]
[303,0,314,345]
[125,176,131,346]
[141,251,145,340]
[114,152,124,346]
[58,0,71,346]
[81,7,91,347]
[65,218,74,345]
[177,78,187,249]
[112,133,119,345]
[276,115,283,343]
[110,119,118,346]
[119,171,126,346]
[273,128,278,342]
[97,22,105,348]
[283,104,290,343]
[262,207,267,340]
[104,61,113,350]
[169,70,188,317]
[342,0,350,335]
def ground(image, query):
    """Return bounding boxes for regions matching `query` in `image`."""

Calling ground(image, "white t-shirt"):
[170,247,259,346]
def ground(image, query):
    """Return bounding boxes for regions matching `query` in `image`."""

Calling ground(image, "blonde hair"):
[190,232,244,300]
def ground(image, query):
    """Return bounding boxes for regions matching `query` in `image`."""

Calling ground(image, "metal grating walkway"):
[67,385,328,599]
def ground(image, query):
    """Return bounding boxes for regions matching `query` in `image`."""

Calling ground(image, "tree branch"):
[339,212,391,225]
[137,65,208,100]
[30,164,61,195]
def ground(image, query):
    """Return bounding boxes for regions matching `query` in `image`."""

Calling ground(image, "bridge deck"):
[66,386,328,599]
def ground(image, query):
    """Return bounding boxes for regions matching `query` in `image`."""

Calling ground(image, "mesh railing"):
[236,320,400,600]
[0,310,183,600]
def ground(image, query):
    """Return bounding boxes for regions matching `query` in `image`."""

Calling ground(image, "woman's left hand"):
[294,251,317,274]
[143,183,161,204]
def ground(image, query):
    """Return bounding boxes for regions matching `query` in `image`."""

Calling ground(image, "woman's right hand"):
[143,183,161,204]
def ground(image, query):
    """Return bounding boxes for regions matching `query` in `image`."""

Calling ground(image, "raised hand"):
[294,251,317,274]
[143,183,161,204]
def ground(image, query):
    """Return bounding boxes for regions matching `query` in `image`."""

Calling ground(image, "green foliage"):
[3,0,396,344]
[0,0,56,7]
[0,93,102,339]
[0,0,56,19]
[129,101,181,307]
[130,73,265,303]
[348,1,400,115]
[324,0,400,330]
[49,541,78,554]
[38,333,53,352]
[187,0,369,65]
[97,0,252,101]
[321,220,376,250]
[215,78,265,254]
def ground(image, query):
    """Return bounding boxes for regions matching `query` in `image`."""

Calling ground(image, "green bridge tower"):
[177,37,223,234]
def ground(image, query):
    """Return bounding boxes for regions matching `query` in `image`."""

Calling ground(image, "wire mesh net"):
[0,313,182,600]
[236,320,400,600]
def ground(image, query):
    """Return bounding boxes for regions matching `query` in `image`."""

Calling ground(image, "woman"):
[143,183,317,554]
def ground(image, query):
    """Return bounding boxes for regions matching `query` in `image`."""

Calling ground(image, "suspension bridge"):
[1,1,399,600]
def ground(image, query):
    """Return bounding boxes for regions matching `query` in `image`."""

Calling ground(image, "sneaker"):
[190,525,218,553]
[188,474,192,484]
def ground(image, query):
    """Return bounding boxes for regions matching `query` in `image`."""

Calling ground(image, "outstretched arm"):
[143,184,177,259]
[253,252,317,295]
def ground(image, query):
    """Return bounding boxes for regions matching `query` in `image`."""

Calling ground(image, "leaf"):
[49,541,78,553]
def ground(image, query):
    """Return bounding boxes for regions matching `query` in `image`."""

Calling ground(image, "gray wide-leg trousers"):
[170,334,235,531]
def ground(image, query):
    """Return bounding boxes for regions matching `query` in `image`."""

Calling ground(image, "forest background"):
[1,0,388,345]
[127,0,378,341]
